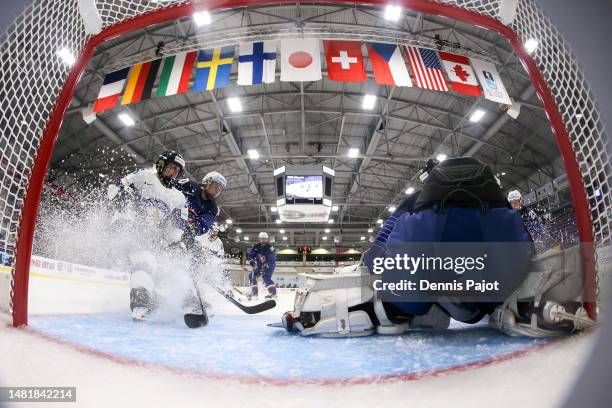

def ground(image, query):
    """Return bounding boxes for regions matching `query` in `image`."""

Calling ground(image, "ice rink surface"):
[0,287,598,407]
[27,314,547,382]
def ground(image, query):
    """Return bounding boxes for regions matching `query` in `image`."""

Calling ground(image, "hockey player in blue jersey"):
[246,232,277,299]
[507,189,547,251]
[175,171,226,246]
[174,171,227,328]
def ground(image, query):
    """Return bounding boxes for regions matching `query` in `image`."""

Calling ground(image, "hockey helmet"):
[507,190,522,202]
[202,171,227,190]
[155,150,185,188]
[258,232,269,240]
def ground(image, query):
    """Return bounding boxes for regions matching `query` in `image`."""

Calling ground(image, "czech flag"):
[367,43,412,87]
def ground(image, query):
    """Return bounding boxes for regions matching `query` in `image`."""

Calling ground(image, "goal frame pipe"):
[11,0,597,326]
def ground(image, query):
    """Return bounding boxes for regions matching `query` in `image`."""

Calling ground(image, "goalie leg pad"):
[490,246,596,337]
[282,272,378,337]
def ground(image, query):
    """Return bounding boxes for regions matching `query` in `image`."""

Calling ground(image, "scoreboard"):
[274,165,334,223]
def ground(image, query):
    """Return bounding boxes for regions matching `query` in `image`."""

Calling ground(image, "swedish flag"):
[193,46,235,91]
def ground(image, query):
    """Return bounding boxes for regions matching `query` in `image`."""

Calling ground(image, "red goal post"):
[0,0,608,326]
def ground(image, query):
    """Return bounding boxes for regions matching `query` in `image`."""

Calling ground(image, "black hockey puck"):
[184,313,209,328]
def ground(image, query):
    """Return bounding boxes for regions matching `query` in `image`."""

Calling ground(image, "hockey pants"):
[248,268,276,296]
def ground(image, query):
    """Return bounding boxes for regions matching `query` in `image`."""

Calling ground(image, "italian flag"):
[157,51,197,97]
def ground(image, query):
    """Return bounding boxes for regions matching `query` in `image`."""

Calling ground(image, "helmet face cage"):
[156,150,185,188]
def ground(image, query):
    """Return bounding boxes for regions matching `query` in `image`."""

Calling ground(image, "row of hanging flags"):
[93,39,512,113]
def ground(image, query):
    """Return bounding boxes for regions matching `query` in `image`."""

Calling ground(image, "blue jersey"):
[175,179,219,236]
[247,243,276,271]
[363,192,420,274]
[521,207,545,241]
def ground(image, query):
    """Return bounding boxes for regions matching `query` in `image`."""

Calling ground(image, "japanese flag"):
[438,52,483,97]
[280,39,322,82]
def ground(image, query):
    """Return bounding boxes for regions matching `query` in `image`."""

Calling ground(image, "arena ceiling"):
[47,2,565,247]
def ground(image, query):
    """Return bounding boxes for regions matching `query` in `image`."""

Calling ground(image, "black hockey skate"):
[130,287,155,322]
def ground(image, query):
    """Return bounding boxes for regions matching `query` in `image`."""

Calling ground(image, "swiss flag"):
[438,51,483,97]
[324,40,366,82]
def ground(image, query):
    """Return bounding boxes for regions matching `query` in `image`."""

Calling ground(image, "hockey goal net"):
[0,0,609,326]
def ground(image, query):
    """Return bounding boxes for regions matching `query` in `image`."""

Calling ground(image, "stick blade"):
[230,297,276,314]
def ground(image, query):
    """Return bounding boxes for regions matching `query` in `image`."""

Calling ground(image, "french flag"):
[93,67,130,113]
[367,43,412,87]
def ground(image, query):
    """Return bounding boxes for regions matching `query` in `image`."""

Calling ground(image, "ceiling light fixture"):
[247,149,260,159]
[524,38,538,54]
[469,109,486,123]
[227,97,242,112]
[118,112,135,127]
[57,48,76,66]
[384,5,402,22]
[193,10,212,26]
[362,94,377,110]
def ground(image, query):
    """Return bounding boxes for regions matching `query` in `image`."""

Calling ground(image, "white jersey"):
[197,233,224,257]
[108,167,187,243]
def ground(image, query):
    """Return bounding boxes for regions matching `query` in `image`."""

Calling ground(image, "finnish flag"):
[237,41,277,85]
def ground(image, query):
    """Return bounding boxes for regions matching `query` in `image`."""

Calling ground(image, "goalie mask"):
[155,150,185,188]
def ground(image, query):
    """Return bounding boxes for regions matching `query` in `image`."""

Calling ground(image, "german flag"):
[121,59,162,105]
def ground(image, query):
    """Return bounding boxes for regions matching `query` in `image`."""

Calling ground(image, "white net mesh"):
[0,0,609,321]
[509,0,611,246]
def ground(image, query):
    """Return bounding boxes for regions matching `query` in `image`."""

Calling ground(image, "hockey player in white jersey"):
[107,150,187,322]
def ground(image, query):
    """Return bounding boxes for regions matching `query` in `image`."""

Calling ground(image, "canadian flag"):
[280,39,322,82]
[438,52,483,97]
[324,40,366,82]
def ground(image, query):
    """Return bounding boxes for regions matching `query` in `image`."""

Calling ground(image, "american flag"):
[404,46,449,91]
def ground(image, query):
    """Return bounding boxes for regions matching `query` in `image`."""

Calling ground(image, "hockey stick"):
[192,250,275,314]
[184,270,210,328]
[213,285,276,314]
